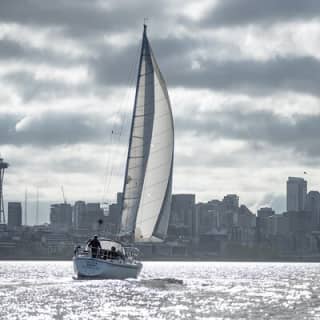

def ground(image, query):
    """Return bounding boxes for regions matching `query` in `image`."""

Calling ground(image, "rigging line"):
[114,46,142,193]
[101,130,114,204]
[115,44,142,233]
[101,42,141,204]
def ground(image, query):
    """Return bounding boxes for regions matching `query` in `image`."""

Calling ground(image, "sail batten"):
[120,26,174,242]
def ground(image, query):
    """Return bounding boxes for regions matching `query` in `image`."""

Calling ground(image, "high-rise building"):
[287,177,307,212]
[222,194,239,210]
[257,207,275,219]
[306,191,320,229]
[7,202,22,228]
[107,192,123,233]
[50,203,72,231]
[256,207,275,242]
[73,201,105,233]
[86,203,104,231]
[167,194,196,240]
[73,201,87,230]
[196,200,221,234]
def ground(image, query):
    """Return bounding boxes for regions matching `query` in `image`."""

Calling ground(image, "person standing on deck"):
[88,235,101,258]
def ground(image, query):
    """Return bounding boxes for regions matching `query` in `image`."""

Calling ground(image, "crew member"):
[88,235,101,258]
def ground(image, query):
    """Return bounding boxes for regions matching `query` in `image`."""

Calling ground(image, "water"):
[0,261,319,319]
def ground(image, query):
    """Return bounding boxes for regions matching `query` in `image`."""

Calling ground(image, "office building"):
[306,191,320,229]
[287,177,307,211]
[257,207,275,219]
[222,194,239,210]
[167,194,196,240]
[107,192,123,233]
[86,203,104,231]
[50,203,72,231]
[73,201,87,230]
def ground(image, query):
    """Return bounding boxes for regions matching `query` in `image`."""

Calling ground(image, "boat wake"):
[138,277,184,289]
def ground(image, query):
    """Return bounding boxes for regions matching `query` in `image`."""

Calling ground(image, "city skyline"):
[2,1,320,214]
[2,175,317,226]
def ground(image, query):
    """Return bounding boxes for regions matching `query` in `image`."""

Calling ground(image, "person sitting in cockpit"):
[110,246,117,259]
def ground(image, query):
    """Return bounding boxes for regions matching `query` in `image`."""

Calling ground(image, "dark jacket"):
[88,238,101,248]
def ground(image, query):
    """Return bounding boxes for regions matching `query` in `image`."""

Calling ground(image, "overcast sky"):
[1,0,320,220]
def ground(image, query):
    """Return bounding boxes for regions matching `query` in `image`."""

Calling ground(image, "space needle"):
[0,158,9,224]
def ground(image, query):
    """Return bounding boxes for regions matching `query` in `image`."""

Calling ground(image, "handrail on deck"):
[74,245,141,262]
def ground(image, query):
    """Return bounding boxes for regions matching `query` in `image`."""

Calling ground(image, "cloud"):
[92,40,320,97]
[258,193,286,213]
[176,107,320,158]
[168,55,320,97]
[0,111,118,146]
[0,0,172,39]
[0,38,85,66]
[1,0,320,210]
[202,0,320,27]
[4,71,75,102]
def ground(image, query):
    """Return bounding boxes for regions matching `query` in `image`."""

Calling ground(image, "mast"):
[36,188,39,225]
[24,188,28,225]
[119,25,147,240]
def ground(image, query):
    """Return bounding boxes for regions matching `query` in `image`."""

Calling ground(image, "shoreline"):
[1,257,320,262]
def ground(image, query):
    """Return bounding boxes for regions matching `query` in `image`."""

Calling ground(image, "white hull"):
[73,256,142,279]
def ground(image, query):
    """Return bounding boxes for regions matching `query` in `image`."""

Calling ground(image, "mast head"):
[143,18,148,34]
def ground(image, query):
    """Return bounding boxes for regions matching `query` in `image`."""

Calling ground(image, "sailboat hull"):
[73,256,142,279]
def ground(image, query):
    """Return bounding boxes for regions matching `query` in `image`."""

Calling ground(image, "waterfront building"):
[86,203,104,231]
[7,202,22,228]
[167,194,196,241]
[195,195,252,253]
[50,203,72,231]
[73,201,87,230]
[287,177,307,212]
[107,192,123,233]
[73,201,105,233]
[266,214,289,237]
[257,207,275,219]
[231,205,256,245]
[196,200,222,234]
[305,191,320,229]
[256,207,275,242]
[222,194,239,210]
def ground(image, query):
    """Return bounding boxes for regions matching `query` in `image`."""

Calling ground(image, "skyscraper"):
[287,177,307,212]
[50,203,72,231]
[222,194,239,210]
[167,194,196,239]
[306,191,320,228]
[73,201,87,230]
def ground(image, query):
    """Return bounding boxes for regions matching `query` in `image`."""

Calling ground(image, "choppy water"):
[0,261,320,319]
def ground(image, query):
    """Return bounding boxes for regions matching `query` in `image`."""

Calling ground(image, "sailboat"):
[73,25,174,279]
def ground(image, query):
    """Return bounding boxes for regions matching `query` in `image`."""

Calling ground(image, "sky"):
[1,0,320,222]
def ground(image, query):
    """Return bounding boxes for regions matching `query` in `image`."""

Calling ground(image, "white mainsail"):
[120,25,174,242]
